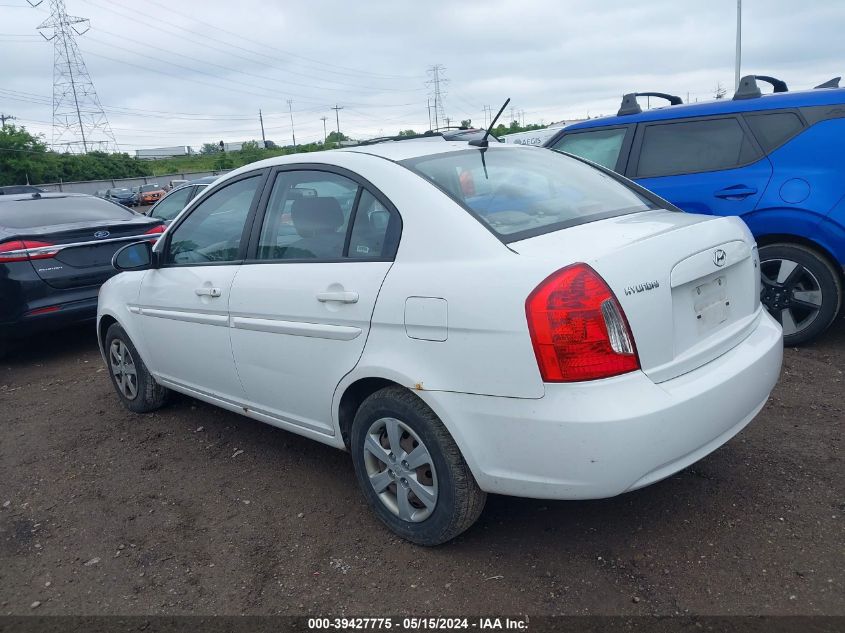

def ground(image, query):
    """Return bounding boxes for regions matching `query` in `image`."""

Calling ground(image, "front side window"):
[401,147,657,241]
[257,171,359,260]
[551,128,627,170]
[151,186,194,222]
[166,175,261,265]
[636,118,760,178]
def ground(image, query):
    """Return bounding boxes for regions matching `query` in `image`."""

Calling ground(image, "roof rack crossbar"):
[815,77,841,89]
[617,92,683,116]
[733,75,789,100]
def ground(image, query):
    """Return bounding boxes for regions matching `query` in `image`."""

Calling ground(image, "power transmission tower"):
[287,99,296,149]
[0,113,16,128]
[320,116,328,144]
[28,0,118,153]
[426,65,448,131]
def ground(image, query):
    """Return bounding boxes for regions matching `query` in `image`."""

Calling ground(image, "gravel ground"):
[0,319,842,616]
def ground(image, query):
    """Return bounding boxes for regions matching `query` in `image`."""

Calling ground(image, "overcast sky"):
[1,0,843,153]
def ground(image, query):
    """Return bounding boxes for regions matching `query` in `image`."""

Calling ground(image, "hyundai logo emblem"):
[94,230,110,239]
[713,249,727,267]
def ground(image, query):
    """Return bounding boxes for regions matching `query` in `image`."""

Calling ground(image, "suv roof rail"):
[733,75,789,100]
[814,76,841,89]
[617,92,683,116]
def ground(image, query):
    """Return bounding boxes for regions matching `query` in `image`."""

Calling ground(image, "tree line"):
[0,119,545,187]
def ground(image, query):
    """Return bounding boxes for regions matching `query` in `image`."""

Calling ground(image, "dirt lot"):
[0,320,842,617]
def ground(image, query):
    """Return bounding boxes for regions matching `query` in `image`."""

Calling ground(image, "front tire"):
[758,243,843,346]
[350,386,486,546]
[104,323,169,413]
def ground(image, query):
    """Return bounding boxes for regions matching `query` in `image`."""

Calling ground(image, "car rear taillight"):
[144,225,165,235]
[526,263,640,382]
[0,240,59,263]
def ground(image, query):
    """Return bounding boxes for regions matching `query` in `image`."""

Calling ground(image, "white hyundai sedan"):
[98,137,783,545]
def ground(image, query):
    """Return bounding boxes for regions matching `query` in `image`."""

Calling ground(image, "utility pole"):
[0,113,16,128]
[320,116,328,144]
[259,109,266,147]
[28,0,117,153]
[735,0,742,90]
[287,99,296,149]
[427,98,432,131]
[331,105,343,145]
[426,64,447,131]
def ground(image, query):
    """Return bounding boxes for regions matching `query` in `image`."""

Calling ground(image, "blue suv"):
[545,75,845,345]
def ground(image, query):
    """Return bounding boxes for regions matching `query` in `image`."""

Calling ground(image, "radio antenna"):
[469,98,509,148]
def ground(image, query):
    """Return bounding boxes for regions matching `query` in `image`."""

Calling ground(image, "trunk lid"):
[510,210,763,383]
[22,217,162,289]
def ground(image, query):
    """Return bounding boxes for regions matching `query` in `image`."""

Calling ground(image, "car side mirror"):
[113,240,156,271]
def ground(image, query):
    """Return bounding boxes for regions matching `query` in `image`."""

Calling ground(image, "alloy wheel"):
[760,258,823,338]
[363,417,438,523]
[109,339,138,400]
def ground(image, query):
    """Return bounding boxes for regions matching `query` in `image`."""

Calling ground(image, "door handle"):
[316,291,359,304]
[195,287,222,297]
[714,185,758,199]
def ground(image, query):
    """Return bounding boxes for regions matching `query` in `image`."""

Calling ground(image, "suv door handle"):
[316,291,359,304]
[714,185,758,199]
[195,287,222,297]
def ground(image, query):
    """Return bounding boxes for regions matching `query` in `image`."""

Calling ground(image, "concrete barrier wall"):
[37,171,230,195]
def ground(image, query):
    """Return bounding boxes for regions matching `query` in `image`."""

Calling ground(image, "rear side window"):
[744,111,804,152]
[636,118,760,178]
[551,128,627,170]
[401,147,658,242]
[0,196,134,229]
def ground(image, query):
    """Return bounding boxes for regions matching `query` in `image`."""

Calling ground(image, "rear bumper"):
[1,295,98,340]
[420,311,783,500]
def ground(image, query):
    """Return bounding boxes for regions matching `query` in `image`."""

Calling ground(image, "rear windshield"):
[400,147,658,242]
[0,196,135,229]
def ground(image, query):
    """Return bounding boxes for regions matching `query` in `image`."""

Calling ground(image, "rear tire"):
[104,323,169,413]
[350,386,486,546]
[758,243,843,346]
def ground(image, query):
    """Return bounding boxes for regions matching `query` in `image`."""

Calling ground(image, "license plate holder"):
[694,276,729,328]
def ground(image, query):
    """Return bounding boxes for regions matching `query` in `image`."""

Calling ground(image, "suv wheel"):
[350,386,486,546]
[758,243,843,346]
[105,323,170,413]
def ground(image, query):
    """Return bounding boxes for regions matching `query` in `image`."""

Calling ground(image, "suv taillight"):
[526,263,640,382]
[0,240,58,263]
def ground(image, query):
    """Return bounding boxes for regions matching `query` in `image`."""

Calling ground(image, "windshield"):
[400,147,658,241]
[141,184,161,192]
[110,188,132,195]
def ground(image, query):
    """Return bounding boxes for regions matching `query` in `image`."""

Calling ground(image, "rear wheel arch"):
[755,233,843,282]
[338,377,402,449]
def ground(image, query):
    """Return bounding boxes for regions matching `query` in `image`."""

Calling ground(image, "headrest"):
[291,197,343,237]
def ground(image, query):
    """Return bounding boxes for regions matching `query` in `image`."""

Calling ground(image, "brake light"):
[144,225,165,235]
[0,240,59,263]
[525,263,639,382]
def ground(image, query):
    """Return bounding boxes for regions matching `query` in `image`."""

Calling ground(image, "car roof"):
[0,192,90,203]
[565,85,845,131]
